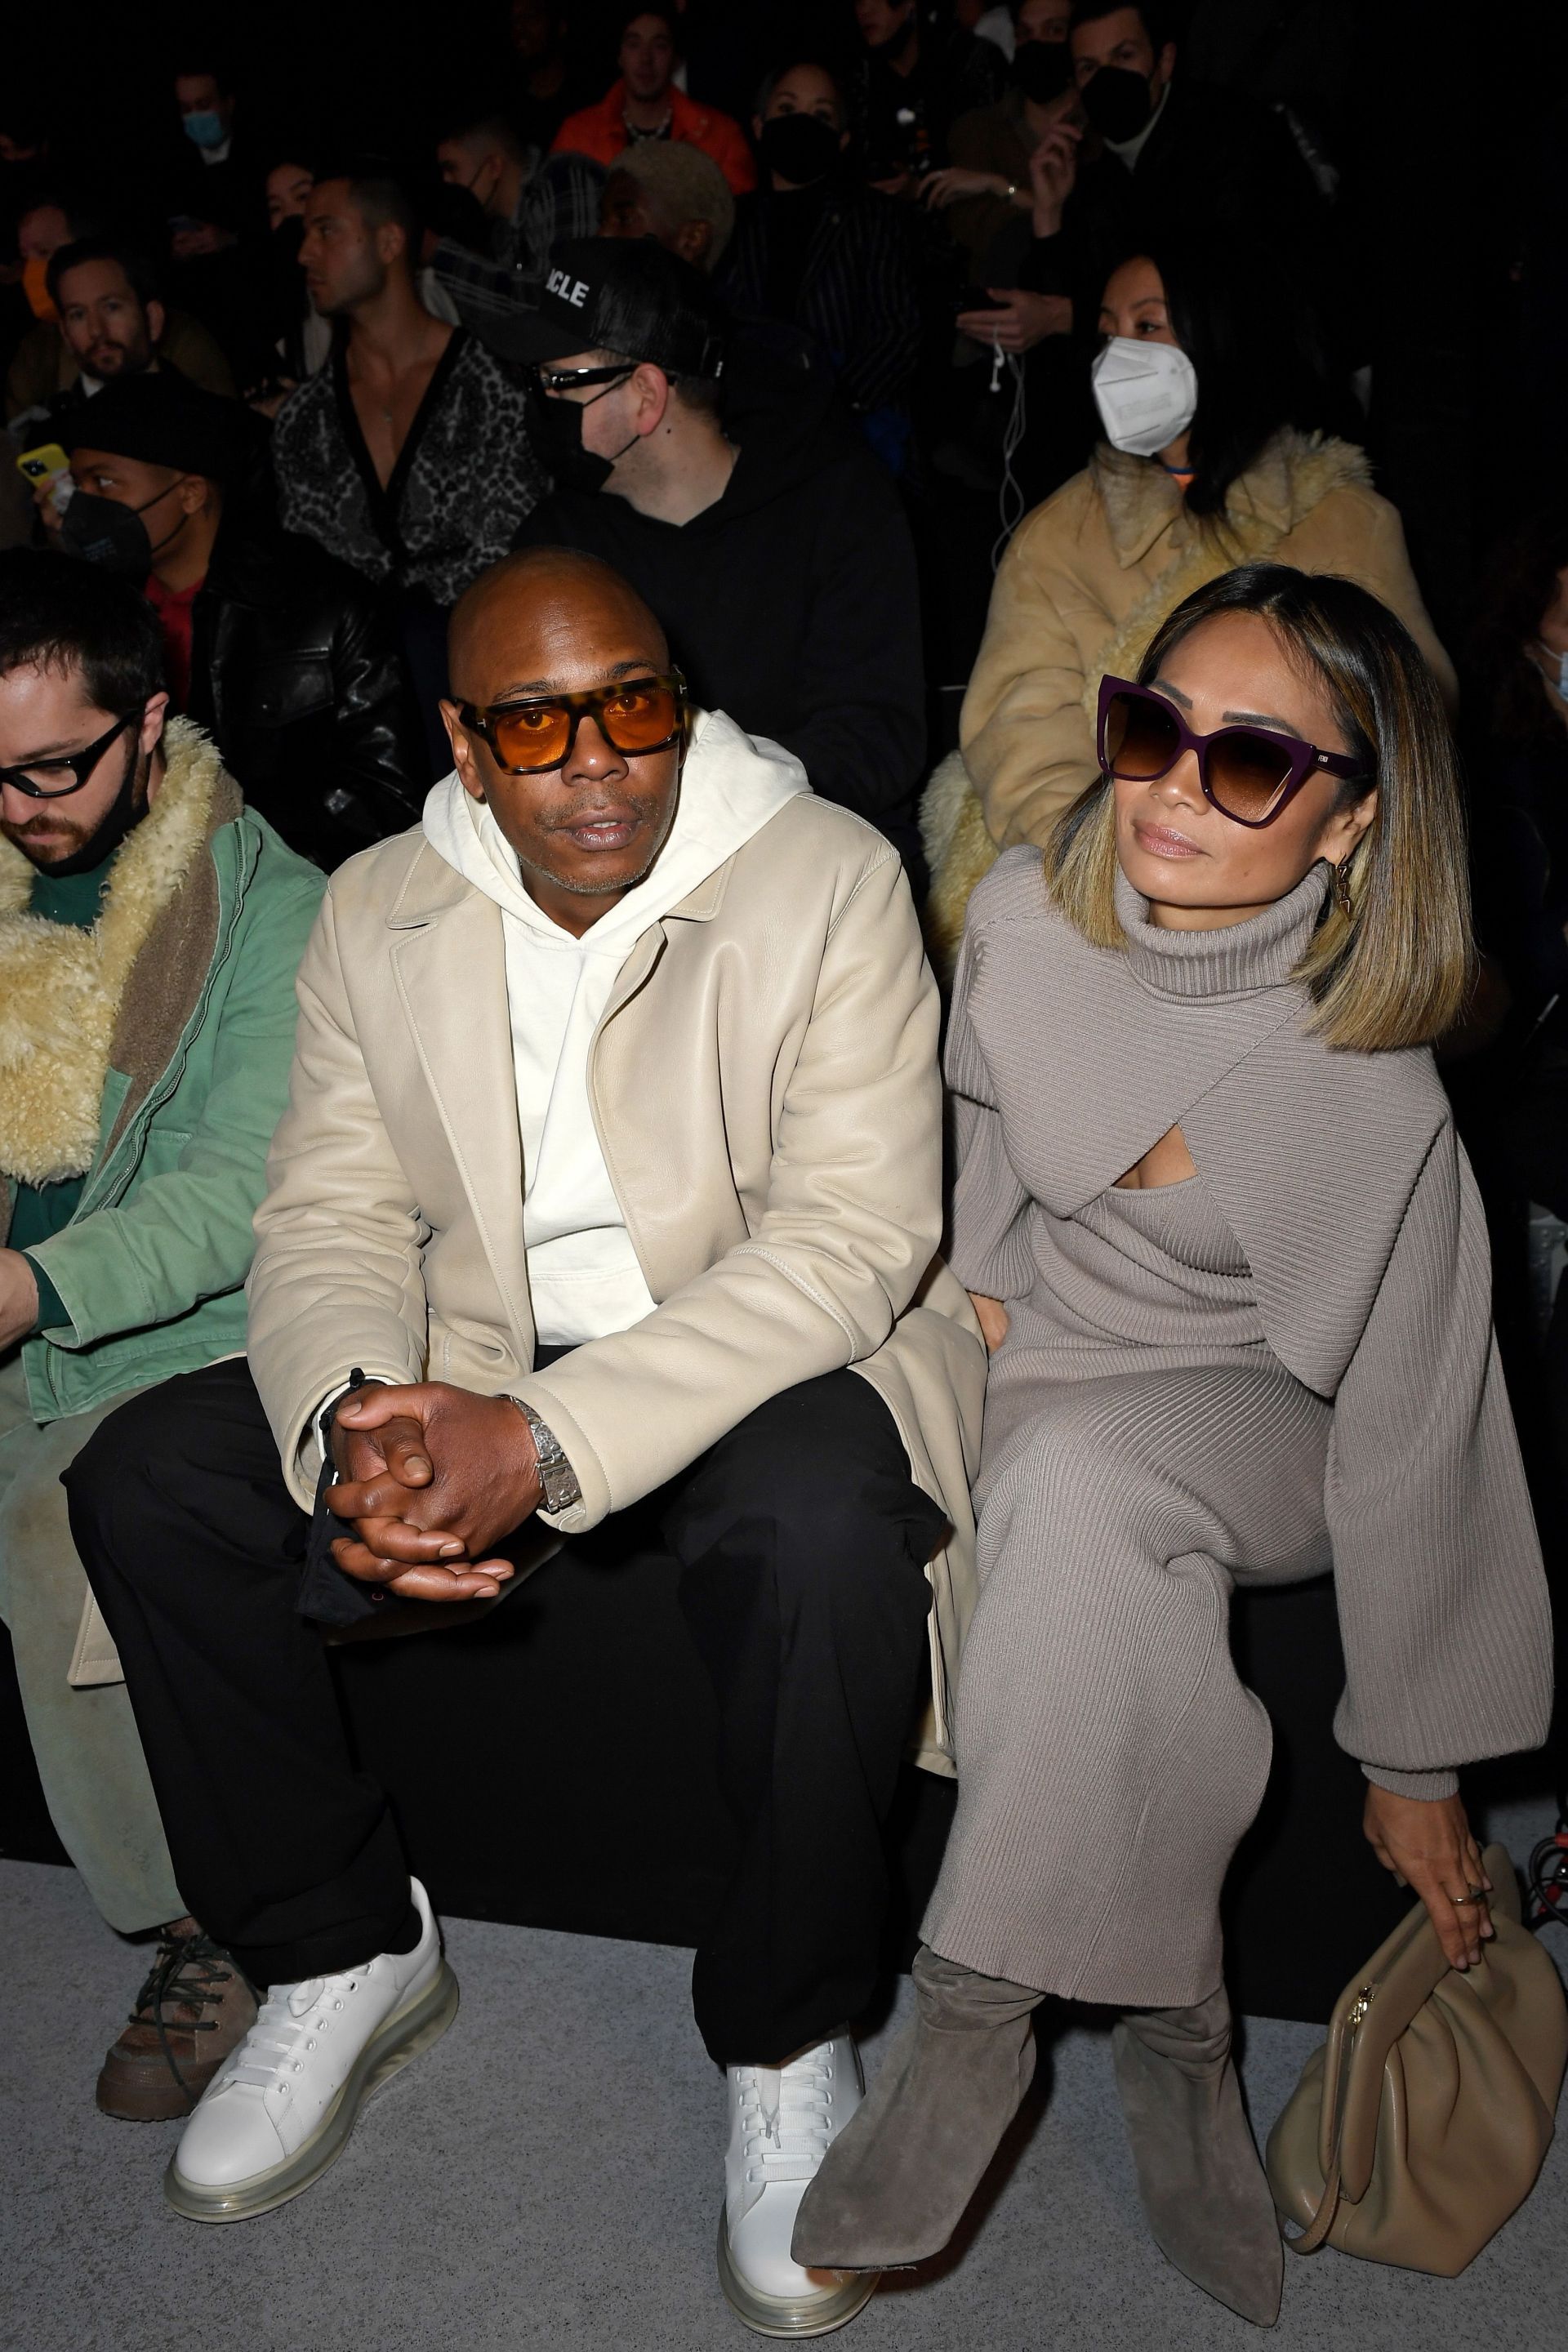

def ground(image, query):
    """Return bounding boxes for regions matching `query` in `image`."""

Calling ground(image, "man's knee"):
[676,1373,942,1601]
[0,1416,90,1636]
[65,1361,270,1572]
[65,1387,167,1538]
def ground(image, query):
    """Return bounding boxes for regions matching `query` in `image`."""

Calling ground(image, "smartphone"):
[955,284,1007,317]
[16,442,69,484]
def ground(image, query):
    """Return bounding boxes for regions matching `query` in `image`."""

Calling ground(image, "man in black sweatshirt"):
[506,238,927,876]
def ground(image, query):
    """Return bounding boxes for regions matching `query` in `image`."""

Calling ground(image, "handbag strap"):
[1283,1977,1363,2257]
[1282,2152,1343,2256]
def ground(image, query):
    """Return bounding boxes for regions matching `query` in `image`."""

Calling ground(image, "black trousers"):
[66,1359,945,2065]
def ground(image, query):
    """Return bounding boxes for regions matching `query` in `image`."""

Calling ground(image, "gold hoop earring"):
[1332,856,1355,918]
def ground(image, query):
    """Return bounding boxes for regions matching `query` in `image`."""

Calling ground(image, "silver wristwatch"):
[510,1397,582,1514]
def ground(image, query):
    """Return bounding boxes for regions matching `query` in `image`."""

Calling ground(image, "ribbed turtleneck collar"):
[1114,861,1330,1001]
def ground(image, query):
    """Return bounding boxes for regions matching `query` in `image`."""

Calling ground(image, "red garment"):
[145,572,203,710]
[552,79,756,195]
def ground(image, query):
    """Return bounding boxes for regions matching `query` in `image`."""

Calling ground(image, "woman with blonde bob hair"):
[795,564,1553,2326]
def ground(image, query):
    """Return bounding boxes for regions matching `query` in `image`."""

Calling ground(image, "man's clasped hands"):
[327,1383,543,1602]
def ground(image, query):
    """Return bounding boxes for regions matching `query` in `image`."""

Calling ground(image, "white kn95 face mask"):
[1538,641,1568,701]
[1091,336,1200,459]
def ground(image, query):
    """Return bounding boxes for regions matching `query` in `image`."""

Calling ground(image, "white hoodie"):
[421,708,808,1347]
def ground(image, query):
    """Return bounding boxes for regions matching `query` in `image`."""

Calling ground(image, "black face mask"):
[527,376,639,496]
[58,491,160,579]
[271,212,306,265]
[36,741,148,879]
[1080,64,1155,143]
[758,111,841,189]
[1010,40,1075,106]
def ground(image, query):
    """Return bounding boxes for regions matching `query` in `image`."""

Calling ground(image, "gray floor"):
[5,1796,1565,2352]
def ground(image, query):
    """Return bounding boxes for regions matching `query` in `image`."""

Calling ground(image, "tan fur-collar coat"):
[0,720,230,1192]
[924,432,1455,970]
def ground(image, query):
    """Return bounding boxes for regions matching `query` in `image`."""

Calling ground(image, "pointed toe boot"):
[1112,1984,1283,2328]
[790,1944,1042,2273]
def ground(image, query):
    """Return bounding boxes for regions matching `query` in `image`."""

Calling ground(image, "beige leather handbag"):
[1266,1845,1567,2274]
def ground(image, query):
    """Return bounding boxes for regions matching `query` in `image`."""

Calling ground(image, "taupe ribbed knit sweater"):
[946,848,1553,1793]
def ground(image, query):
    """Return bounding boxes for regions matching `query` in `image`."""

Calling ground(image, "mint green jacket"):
[15,792,323,1423]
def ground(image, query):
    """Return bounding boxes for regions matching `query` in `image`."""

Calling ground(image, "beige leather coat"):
[247,791,988,1773]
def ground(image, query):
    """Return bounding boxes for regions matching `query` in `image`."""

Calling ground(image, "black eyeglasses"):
[0,711,140,800]
[1096,676,1367,827]
[534,363,637,397]
[460,672,688,773]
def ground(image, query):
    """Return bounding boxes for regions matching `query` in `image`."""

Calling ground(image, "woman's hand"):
[969,1292,1010,1352]
[920,167,1018,210]
[957,288,1073,352]
[1363,1784,1494,1970]
[1028,120,1082,234]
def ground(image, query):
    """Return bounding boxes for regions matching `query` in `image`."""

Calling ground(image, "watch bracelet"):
[509,1395,582,1512]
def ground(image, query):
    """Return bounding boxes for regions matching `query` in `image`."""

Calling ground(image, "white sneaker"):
[164,1878,458,2222]
[717,2030,880,2337]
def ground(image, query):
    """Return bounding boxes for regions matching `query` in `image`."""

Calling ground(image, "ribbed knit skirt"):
[922,1314,1334,2010]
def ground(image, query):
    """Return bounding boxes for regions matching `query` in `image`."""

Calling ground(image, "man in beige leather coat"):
[69,549,984,2337]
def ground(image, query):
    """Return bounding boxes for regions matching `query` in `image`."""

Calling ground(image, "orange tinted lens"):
[596,684,679,751]
[490,702,572,768]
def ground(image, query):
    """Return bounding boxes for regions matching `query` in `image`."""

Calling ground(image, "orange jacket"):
[551,80,756,195]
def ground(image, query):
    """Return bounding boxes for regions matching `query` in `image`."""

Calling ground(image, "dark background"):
[11,0,1567,657]
[31,0,1568,646]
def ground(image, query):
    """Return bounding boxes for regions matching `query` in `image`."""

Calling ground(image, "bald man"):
[69,550,985,2334]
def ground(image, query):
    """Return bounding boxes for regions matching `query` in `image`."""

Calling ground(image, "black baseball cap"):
[62,369,248,483]
[483,235,727,379]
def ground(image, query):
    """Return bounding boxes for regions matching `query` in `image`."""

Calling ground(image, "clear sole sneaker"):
[716,2205,880,2339]
[163,1960,460,2223]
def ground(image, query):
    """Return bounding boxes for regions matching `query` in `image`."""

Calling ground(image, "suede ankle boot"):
[791,1944,1042,2271]
[1111,1984,1283,2328]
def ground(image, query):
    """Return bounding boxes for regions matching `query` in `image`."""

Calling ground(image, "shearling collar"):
[0,719,229,1186]
[1080,433,1379,739]
[1090,429,1373,571]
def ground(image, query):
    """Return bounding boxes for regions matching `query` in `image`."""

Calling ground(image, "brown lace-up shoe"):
[96,1918,258,2122]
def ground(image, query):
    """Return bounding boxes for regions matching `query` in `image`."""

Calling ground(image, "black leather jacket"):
[185,522,426,868]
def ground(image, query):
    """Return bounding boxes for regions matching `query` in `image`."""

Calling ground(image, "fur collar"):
[920,434,1376,978]
[0,719,224,1186]
[1090,429,1372,571]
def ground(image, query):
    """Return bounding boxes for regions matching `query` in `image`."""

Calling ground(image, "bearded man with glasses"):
[65,545,985,2337]
[0,550,323,2121]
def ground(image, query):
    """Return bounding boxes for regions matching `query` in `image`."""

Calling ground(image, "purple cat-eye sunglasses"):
[1096,676,1368,827]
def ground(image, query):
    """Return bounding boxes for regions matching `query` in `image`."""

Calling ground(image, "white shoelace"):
[736,2048,835,2189]
[221,1966,370,2092]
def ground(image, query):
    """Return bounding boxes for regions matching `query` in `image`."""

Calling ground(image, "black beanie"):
[62,369,247,483]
